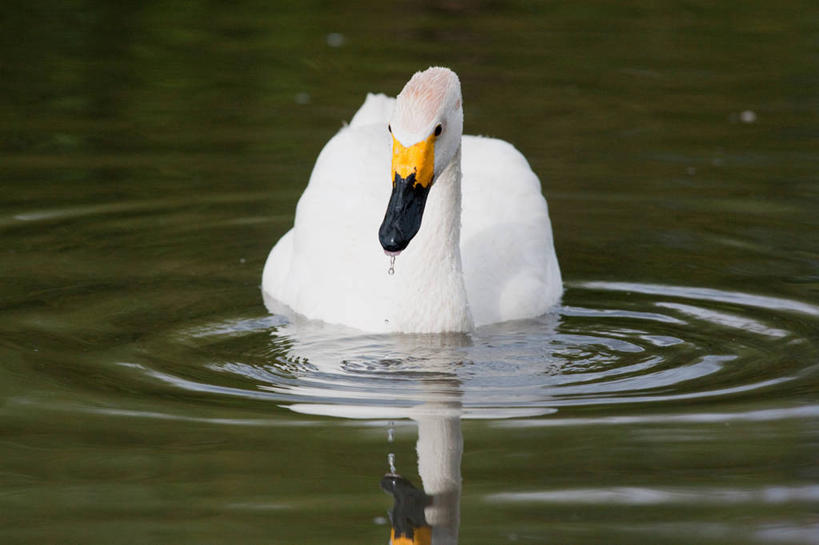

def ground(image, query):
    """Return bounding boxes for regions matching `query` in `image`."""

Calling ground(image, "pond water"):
[2,2,818,544]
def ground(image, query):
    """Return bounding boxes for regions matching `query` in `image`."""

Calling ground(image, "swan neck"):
[416,412,462,545]
[390,144,472,333]
[432,145,462,248]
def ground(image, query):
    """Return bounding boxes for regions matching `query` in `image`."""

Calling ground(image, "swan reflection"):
[252,310,562,543]
[413,406,462,545]
[265,323,470,544]
[379,404,463,545]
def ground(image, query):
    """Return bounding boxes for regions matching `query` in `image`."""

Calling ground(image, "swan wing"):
[263,121,396,331]
[460,135,562,325]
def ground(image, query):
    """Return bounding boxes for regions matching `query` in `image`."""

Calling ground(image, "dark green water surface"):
[2,2,818,544]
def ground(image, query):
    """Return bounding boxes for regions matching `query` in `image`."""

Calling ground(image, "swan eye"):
[388,124,392,133]
[434,124,443,136]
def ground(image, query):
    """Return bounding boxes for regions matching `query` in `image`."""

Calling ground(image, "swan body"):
[262,68,561,333]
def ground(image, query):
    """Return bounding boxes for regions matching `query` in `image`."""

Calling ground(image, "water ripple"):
[486,485,819,506]
[579,281,819,317]
[133,282,818,420]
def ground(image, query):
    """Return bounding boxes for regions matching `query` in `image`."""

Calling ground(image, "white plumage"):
[262,68,561,333]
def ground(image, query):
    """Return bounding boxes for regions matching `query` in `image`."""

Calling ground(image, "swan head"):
[379,67,463,254]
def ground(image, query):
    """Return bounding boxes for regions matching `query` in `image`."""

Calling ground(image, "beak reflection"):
[381,473,433,545]
[381,409,463,545]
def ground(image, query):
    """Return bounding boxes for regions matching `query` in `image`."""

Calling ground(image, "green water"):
[2,2,818,544]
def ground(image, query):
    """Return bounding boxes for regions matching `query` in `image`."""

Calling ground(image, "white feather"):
[262,67,561,333]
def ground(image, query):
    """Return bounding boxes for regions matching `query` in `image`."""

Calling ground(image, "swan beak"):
[378,133,435,253]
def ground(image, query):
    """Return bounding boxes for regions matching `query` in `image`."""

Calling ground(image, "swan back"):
[349,93,395,127]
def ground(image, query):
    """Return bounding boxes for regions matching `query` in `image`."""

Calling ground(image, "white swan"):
[262,67,561,333]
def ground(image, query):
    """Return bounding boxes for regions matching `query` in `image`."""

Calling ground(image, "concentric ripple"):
[135,281,819,420]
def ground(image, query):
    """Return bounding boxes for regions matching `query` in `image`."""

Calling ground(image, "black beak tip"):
[379,230,409,253]
[379,172,431,254]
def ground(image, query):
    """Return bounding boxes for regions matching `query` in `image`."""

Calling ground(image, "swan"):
[262,67,561,333]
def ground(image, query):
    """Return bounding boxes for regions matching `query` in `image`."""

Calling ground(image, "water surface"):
[2,2,818,544]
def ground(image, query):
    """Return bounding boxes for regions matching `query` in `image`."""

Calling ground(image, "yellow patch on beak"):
[392,132,435,188]
[390,526,432,545]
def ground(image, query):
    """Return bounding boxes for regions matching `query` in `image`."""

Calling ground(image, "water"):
[2,2,818,544]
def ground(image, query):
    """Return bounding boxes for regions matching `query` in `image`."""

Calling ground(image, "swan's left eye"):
[434,124,443,136]
[388,124,392,133]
